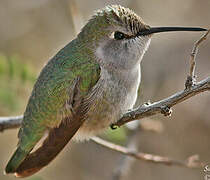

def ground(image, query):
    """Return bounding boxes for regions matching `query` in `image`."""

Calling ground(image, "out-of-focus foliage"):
[103,127,128,144]
[0,54,36,114]
[0,54,36,83]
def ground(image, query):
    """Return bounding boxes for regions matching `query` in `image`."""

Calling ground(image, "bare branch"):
[186,29,210,88]
[91,137,205,169]
[190,29,210,77]
[69,0,83,35]
[113,29,210,127]
[0,115,23,132]
[113,77,210,127]
[1,117,205,169]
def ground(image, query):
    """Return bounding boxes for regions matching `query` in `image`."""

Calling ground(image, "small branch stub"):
[185,29,210,89]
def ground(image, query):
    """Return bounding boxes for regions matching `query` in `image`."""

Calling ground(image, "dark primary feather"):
[15,106,86,177]
[14,73,101,177]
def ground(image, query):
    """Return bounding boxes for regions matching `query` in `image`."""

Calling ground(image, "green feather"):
[5,38,100,173]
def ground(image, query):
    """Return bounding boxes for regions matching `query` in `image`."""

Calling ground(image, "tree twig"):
[113,29,210,127]
[69,0,83,35]
[185,29,210,88]
[91,136,205,169]
[0,115,23,132]
[112,77,210,127]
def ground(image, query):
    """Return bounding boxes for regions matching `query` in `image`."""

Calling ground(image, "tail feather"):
[5,148,28,174]
[13,116,84,177]
[5,126,46,175]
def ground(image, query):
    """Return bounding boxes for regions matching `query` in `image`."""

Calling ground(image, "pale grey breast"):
[74,65,141,141]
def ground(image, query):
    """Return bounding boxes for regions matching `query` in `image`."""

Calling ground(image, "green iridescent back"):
[18,38,100,151]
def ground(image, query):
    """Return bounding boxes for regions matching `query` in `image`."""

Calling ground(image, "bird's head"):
[77,5,206,70]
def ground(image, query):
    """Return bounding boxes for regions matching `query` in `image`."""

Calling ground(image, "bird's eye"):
[114,31,126,40]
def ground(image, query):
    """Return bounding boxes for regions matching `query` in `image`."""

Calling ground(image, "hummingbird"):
[5,5,206,177]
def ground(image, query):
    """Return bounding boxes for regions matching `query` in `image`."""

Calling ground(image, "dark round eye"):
[114,31,125,40]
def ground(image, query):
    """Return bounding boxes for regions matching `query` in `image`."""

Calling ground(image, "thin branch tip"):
[91,137,205,169]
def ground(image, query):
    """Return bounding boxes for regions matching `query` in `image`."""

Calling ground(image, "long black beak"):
[138,27,207,36]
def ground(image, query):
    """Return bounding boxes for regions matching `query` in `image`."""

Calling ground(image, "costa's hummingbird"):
[5,5,206,177]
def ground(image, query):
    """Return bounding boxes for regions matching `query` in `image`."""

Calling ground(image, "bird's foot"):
[160,105,172,117]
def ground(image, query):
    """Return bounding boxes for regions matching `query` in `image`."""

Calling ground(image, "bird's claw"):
[161,106,172,117]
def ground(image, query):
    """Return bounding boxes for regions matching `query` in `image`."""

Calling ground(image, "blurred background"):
[0,0,209,180]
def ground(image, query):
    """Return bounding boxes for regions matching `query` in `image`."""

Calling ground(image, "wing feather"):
[5,39,101,176]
